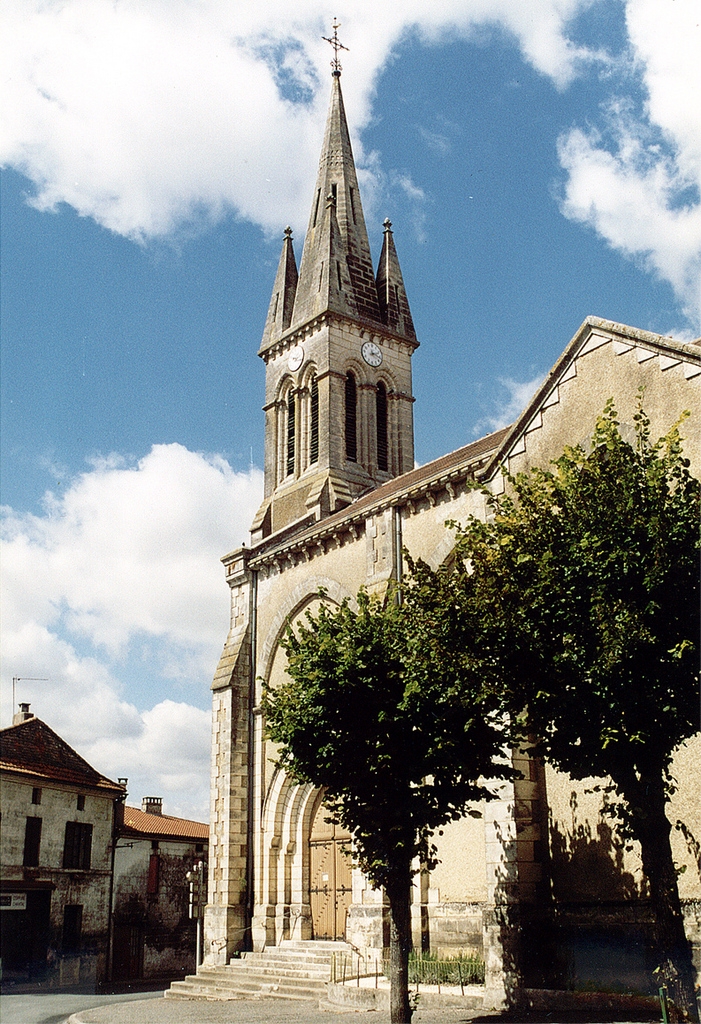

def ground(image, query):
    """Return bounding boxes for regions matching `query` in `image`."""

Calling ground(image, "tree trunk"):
[624,772,699,1022]
[385,867,413,1024]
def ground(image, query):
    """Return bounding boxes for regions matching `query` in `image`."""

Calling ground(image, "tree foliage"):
[265,588,512,883]
[448,400,700,1019]
[263,586,512,1022]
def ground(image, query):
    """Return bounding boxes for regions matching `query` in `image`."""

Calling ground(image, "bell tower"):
[251,63,418,543]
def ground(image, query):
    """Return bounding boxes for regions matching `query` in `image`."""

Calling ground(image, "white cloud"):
[3,1,698,315]
[89,700,212,822]
[1,0,597,241]
[2,444,262,655]
[476,373,545,432]
[558,0,701,324]
[1,444,263,820]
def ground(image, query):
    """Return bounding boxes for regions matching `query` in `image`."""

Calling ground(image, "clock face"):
[287,345,304,372]
[361,341,383,367]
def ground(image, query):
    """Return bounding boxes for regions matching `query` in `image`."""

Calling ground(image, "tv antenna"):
[12,676,49,716]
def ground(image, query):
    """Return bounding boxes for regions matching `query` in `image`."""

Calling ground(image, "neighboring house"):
[0,705,125,990]
[111,798,208,982]
[203,66,701,1004]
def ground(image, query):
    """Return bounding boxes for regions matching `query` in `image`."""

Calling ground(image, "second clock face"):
[287,345,304,371]
[361,341,383,367]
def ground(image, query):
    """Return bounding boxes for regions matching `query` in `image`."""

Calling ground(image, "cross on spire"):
[322,19,348,76]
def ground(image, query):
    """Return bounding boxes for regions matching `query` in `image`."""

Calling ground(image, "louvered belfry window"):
[376,382,388,471]
[345,373,357,462]
[310,374,319,465]
[286,390,296,477]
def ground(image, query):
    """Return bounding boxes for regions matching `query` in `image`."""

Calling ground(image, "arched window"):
[309,374,319,465]
[376,382,388,472]
[286,390,296,477]
[345,373,357,462]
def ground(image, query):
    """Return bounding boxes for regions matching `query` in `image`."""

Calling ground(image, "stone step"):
[166,980,321,1002]
[230,963,332,979]
[166,941,351,1003]
[279,939,348,948]
[167,976,327,1001]
[244,946,343,954]
[238,953,336,969]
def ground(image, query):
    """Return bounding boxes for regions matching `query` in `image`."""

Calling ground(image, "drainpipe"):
[105,787,126,988]
[393,505,404,604]
[245,567,258,950]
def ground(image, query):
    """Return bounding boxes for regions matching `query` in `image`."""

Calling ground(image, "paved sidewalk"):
[68,994,488,1023]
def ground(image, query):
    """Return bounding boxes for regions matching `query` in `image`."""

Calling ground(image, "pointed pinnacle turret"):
[290,191,357,325]
[260,226,298,351]
[291,74,381,329]
[376,218,416,342]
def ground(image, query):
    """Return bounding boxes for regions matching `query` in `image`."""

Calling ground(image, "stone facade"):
[0,709,125,990]
[111,799,208,982]
[203,68,701,1004]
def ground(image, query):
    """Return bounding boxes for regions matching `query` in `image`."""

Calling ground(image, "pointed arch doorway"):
[309,800,352,940]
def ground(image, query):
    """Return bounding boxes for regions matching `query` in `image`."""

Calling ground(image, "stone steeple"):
[291,72,380,328]
[252,69,419,543]
[376,218,416,343]
[290,190,358,325]
[260,227,298,350]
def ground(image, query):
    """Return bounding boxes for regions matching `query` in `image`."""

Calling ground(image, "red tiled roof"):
[121,805,209,840]
[0,717,124,794]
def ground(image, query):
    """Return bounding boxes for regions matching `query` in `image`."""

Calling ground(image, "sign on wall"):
[0,893,28,910]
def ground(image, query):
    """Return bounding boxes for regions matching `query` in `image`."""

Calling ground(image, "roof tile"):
[0,717,124,793]
[121,805,209,840]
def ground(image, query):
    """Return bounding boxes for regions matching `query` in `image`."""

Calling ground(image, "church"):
[201,64,701,1001]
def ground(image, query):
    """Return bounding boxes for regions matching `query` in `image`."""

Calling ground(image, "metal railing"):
[331,950,485,995]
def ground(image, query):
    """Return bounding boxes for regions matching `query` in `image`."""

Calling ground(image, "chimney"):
[13,703,35,726]
[142,797,163,816]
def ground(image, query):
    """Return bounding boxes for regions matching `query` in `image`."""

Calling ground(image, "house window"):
[63,905,83,951]
[345,373,357,462]
[309,374,319,465]
[63,821,93,870]
[376,382,388,472]
[31,787,42,805]
[286,391,296,477]
[77,794,85,811]
[23,817,42,867]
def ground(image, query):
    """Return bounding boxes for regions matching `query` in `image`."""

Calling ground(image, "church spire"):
[291,72,381,329]
[376,218,416,342]
[260,226,298,351]
[252,44,418,542]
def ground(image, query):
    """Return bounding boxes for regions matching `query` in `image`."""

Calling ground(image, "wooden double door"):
[309,804,352,940]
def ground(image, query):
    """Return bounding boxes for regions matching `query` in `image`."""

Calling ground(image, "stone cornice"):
[258,310,420,363]
[247,435,504,573]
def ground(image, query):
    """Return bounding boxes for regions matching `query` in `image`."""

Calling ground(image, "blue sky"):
[2,1,700,820]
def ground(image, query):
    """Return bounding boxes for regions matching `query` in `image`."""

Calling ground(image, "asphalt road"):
[0,988,165,1024]
[0,991,665,1024]
[1,991,493,1024]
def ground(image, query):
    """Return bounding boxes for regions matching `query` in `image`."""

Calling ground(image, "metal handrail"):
[330,950,485,994]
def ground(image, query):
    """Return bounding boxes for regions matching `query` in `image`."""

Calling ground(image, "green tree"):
[262,587,511,1024]
[449,402,700,1020]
